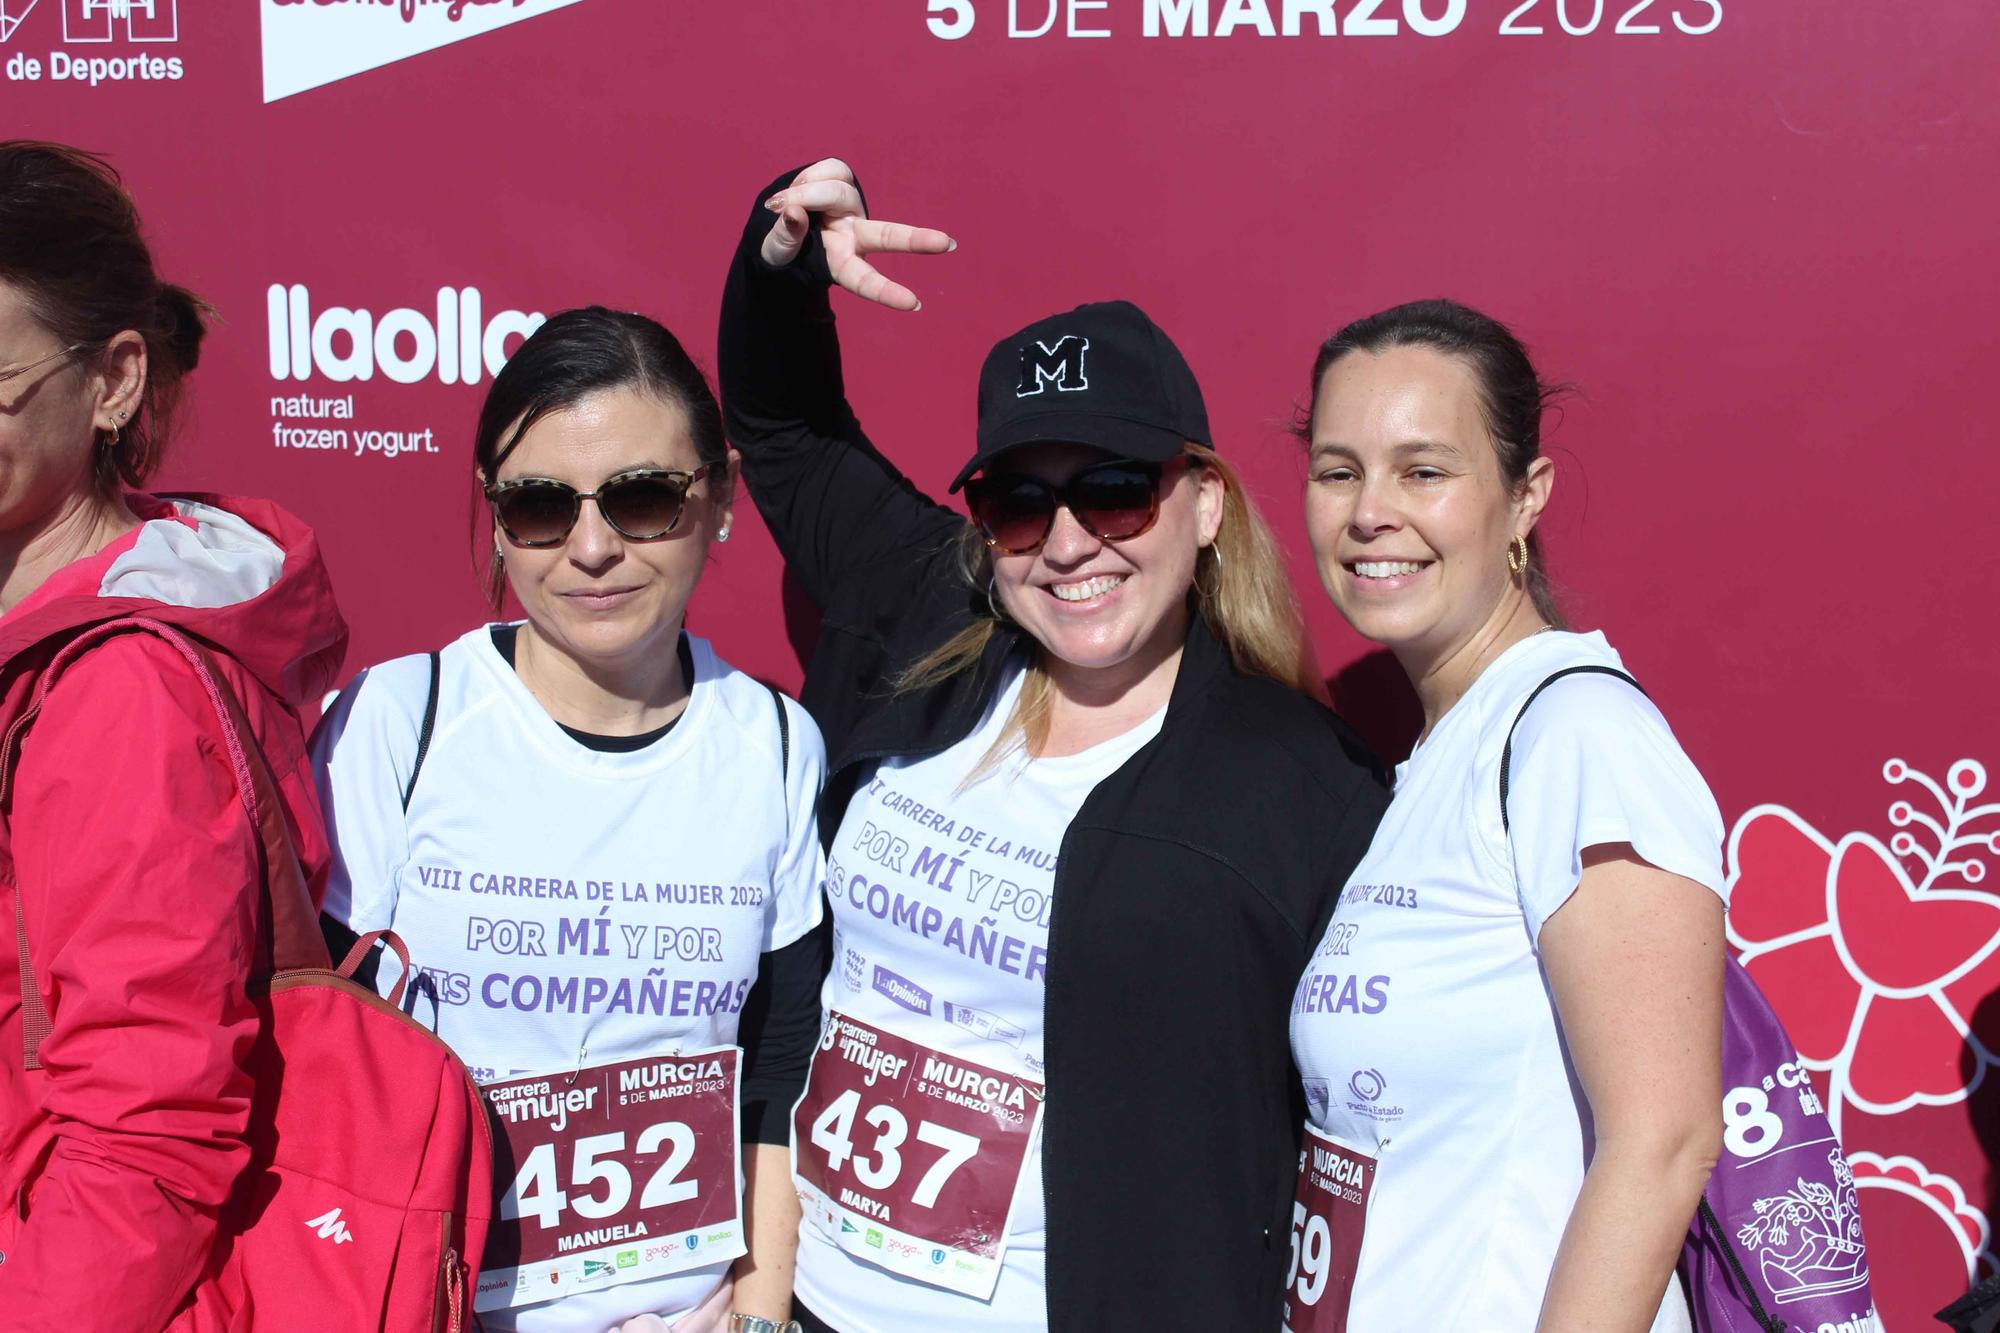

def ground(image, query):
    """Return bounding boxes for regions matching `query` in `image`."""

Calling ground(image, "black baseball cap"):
[948,300,1212,492]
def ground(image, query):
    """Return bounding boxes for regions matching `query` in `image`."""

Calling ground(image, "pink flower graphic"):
[1727,760,2000,1120]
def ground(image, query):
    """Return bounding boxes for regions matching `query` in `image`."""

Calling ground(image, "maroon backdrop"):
[7,1,1997,1322]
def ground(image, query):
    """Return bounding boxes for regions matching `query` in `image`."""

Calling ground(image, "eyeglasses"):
[963,457,1192,556]
[0,342,92,388]
[485,465,713,547]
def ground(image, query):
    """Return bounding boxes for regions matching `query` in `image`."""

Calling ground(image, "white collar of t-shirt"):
[969,660,1169,789]
[1398,629,1617,784]
[460,624,719,781]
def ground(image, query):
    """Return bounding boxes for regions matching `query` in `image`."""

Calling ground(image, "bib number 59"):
[1287,1200,1334,1307]
[502,1122,699,1229]
[807,1088,982,1208]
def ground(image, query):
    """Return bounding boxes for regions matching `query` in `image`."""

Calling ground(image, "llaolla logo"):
[266,284,544,385]
[261,0,586,101]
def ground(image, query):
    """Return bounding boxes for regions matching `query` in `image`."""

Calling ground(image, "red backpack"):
[3,618,493,1331]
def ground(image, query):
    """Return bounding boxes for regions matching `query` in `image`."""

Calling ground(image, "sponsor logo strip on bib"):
[1283,1124,1376,1333]
[792,1011,1044,1300]
[476,1047,744,1312]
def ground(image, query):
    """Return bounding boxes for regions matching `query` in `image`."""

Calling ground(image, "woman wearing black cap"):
[716,159,1388,1333]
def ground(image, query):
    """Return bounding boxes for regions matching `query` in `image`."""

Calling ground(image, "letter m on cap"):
[1016,336,1090,398]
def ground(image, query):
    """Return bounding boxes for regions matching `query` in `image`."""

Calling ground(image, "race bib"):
[791,1011,1044,1300]
[1282,1125,1376,1333]
[475,1048,745,1313]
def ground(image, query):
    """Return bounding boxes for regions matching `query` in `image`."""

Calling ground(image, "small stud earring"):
[716,526,731,544]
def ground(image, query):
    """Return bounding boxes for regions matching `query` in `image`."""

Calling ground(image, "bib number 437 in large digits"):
[793,1013,1044,1300]
[808,1089,982,1208]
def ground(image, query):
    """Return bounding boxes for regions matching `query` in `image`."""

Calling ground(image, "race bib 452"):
[477,1048,744,1312]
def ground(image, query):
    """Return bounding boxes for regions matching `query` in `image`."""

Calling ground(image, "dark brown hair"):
[0,140,209,491]
[1298,298,1567,627]
[471,305,729,608]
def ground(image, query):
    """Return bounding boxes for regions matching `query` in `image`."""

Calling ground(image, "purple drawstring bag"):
[1504,667,1877,1333]
[1678,961,1876,1331]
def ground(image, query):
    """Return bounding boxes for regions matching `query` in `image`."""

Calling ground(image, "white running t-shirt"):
[793,664,1165,1333]
[313,625,826,1333]
[1289,631,1724,1332]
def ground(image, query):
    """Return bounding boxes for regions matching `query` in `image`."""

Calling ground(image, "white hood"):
[98,498,287,610]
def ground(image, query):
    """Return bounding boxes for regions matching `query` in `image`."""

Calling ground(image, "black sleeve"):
[738,915,831,1146]
[319,912,381,989]
[717,166,968,618]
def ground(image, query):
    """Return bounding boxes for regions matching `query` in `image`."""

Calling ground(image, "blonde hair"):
[899,443,1319,778]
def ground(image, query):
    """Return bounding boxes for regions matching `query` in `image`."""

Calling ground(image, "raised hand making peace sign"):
[761,158,956,312]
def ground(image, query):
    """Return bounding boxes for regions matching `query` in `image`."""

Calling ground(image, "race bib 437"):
[792,1012,1044,1300]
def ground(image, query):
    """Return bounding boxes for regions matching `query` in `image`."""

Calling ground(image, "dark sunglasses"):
[964,456,1193,555]
[485,465,712,547]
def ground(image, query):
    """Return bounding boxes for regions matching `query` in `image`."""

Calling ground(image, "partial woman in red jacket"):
[0,141,348,1330]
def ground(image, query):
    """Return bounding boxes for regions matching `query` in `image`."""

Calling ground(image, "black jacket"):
[719,171,1389,1332]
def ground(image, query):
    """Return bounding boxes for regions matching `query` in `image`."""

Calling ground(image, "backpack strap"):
[765,681,791,779]
[1498,665,1646,836]
[400,649,442,813]
[4,618,328,1071]
[338,648,441,996]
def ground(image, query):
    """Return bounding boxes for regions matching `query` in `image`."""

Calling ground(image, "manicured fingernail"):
[912,301,923,312]
[764,193,785,210]
[947,239,958,252]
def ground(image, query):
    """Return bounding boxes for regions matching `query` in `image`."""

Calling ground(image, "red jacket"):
[0,493,347,1332]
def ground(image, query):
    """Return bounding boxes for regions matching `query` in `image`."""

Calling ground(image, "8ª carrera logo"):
[260,0,587,102]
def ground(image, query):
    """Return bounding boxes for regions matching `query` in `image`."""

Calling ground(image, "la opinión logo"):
[269,0,531,22]
[260,0,586,102]
[266,284,543,385]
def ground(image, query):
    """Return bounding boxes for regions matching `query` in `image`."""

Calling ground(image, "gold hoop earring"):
[1507,533,1529,576]
[1196,543,1224,598]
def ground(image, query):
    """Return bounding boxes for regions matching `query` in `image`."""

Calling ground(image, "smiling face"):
[491,386,732,672]
[985,442,1224,686]
[1303,344,1550,671]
